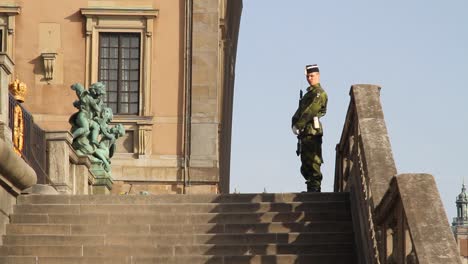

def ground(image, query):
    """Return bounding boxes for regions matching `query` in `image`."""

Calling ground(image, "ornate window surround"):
[81,8,158,158]
[81,7,158,117]
[0,6,20,58]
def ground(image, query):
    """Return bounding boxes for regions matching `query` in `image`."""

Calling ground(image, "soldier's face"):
[306,72,320,85]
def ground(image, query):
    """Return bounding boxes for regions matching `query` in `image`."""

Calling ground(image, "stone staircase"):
[0,193,356,264]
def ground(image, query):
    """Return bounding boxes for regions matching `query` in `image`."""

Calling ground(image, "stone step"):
[0,243,354,257]
[0,254,357,264]
[7,193,356,262]
[9,211,351,225]
[17,192,350,205]
[13,201,350,214]
[6,222,353,235]
[3,232,354,246]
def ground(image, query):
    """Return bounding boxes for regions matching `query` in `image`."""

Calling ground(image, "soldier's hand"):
[292,125,300,135]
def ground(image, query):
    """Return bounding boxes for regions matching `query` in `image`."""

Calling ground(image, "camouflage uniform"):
[292,83,328,192]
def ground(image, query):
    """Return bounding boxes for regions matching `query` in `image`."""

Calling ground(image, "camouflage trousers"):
[300,135,323,191]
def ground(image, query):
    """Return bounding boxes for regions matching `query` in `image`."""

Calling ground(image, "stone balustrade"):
[45,131,98,194]
[0,52,37,245]
[0,138,36,245]
[335,84,461,264]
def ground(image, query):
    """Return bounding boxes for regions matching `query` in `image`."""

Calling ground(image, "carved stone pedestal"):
[90,163,113,194]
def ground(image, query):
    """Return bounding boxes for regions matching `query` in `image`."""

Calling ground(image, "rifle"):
[295,90,303,156]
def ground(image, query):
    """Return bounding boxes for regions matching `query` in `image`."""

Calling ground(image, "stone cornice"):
[0,6,20,15]
[0,53,14,75]
[45,131,73,145]
[81,7,158,18]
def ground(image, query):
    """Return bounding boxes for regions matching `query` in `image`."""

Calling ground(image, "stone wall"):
[0,186,15,245]
[10,0,242,194]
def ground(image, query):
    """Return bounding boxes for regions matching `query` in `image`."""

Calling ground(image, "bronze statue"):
[69,82,125,173]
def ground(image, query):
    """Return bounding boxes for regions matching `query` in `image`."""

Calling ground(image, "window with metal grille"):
[98,33,140,115]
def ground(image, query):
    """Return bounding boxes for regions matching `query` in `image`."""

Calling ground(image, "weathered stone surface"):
[6,224,71,235]
[3,235,105,246]
[396,174,462,264]
[0,256,37,264]
[0,245,82,257]
[0,53,13,129]
[46,132,72,193]
[351,84,397,205]
[17,192,350,205]
[0,158,28,243]
[73,165,89,195]
[0,138,37,192]
[0,122,12,144]
[336,84,460,263]
[2,193,356,262]
[192,13,218,33]
[193,0,218,13]
[22,184,59,195]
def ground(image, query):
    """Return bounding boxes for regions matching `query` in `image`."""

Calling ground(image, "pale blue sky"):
[231,0,468,221]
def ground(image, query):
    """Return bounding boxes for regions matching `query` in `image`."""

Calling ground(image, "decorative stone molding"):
[112,115,153,158]
[41,52,57,81]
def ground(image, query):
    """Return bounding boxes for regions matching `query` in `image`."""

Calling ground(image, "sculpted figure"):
[69,82,106,155]
[69,82,124,174]
[92,108,125,172]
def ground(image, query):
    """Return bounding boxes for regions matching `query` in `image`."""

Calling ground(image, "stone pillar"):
[68,153,93,195]
[0,53,14,144]
[45,131,73,193]
[74,164,89,195]
[90,164,112,195]
[188,0,221,193]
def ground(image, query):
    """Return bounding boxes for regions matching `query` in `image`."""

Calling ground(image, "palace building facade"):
[0,0,242,194]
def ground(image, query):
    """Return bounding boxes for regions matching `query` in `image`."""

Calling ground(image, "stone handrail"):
[375,174,460,263]
[0,132,37,246]
[335,84,461,264]
[0,138,36,193]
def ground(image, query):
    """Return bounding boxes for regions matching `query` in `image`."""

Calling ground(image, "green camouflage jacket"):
[291,83,328,136]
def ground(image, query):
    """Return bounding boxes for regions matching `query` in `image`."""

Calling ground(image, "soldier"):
[291,64,328,192]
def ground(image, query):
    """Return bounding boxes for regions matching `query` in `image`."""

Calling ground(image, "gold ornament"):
[13,105,24,156]
[9,78,27,103]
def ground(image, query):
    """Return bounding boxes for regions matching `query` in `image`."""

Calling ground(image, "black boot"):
[306,182,321,193]
[307,186,321,193]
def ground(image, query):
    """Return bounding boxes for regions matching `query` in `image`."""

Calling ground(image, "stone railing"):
[45,131,100,194]
[0,53,37,245]
[8,93,48,184]
[0,138,37,245]
[335,84,461,264]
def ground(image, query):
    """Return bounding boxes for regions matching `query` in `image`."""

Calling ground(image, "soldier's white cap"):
[305,64,319,75]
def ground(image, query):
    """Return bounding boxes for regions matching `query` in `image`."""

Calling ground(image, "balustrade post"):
[45,131,73,193]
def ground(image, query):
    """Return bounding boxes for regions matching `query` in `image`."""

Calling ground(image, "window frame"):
[0,6,20,58]
[81,8,158,117]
